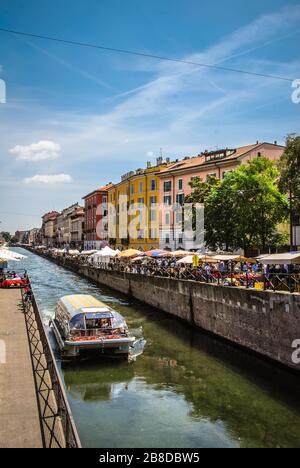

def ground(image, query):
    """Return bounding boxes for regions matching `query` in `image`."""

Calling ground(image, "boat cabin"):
[56,295,127,339]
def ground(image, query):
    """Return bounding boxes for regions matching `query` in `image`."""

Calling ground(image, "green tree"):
[191,158,288,253]
[185,175,221,204]
[278,134,300,225]
[184,176,221,233]
[0,232,12,243]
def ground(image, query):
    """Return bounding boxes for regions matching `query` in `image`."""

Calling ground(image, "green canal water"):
[11,248,300,448]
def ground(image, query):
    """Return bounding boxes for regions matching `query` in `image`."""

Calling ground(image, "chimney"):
[156,157,163,166]
[166,157,170,163]
[147,161,152,168]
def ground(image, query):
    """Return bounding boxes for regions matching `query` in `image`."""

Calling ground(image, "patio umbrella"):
[171,250,191,257]
[117,249,141,258]
[79,250,99,256]
[0,249,27,260]
[144,249,170,257]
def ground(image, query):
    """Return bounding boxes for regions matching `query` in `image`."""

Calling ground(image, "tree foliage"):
[278,134,300,222]
[187,157,288,252]
[0,231,12,243]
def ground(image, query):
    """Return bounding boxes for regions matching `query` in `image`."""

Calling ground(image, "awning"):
[213,254,256,263]
[259,252,300,265]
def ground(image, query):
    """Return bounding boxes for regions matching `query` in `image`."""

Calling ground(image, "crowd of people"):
[34,247,300,292]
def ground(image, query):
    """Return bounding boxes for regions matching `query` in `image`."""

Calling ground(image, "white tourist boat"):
[51,294,144,360]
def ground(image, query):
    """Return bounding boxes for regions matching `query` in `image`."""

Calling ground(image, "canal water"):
[10,248,300,448]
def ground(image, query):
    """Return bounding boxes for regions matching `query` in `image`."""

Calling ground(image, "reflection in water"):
[11,248,300,448]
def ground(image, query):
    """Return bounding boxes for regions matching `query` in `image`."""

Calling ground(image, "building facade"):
[107,157,173,251]
[28,228,40,246]
[56,203,82,246]
[158,142,285,251]
[70,208,85,249]
[41,211,59,246]
[14,230,30,244]
[44,214,58,247]
[82,184,111,250]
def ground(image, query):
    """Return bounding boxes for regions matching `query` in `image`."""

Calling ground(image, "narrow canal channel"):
[10,248,300,448]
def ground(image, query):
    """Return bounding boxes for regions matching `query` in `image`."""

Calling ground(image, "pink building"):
[158,142,285,250]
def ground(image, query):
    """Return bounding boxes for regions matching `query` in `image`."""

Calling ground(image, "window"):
[164,195,172,205]
[139,181,144,193]
[150,179,157,191]
[137,197,144,206]
[165,213,170,225]
[138,229,144,240]
[207,173,217,180]
[150,209,157,221]
[178,179,183,191]
[131,185,134,195]
[176,211,183,224]
[164,181,172,192]
[165,235,170,244]
[150,229,157,240]
[176,193,185,205]
[150,196,157,205]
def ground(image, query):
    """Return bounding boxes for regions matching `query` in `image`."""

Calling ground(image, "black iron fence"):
[92,261,300,293]
[21,284,81,448]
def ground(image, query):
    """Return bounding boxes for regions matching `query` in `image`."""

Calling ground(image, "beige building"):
[71,208,85,248]
[44,216,58,247]
[28,228,40,246]
[57,203,82,246]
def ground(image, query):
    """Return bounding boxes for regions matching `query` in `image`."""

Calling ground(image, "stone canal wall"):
[27,250,300,372]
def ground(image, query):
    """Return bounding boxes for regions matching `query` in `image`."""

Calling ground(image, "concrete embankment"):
[27,248,300,373]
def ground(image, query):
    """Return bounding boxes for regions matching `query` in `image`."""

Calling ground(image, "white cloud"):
[10,140,61,161]
[23,174,72,185]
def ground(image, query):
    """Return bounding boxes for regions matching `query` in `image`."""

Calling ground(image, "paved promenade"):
[0,288,43,448]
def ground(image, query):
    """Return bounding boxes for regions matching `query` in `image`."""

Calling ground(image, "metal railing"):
[21,284,81,448]
[90,261,300,293]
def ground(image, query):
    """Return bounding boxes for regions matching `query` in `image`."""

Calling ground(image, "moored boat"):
[51,294,144,360]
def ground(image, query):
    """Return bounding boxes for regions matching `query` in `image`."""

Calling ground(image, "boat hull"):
[51,319,135,360]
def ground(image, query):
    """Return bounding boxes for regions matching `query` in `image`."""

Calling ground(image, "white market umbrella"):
[259,252,300,265]
[79,250,98,256]
[177,255,195,264]
[0,249,27,260]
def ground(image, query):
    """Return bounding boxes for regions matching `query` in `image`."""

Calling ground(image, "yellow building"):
[108,157,172,251]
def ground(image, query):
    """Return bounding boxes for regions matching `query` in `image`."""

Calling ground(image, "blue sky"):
[0,0,299,233]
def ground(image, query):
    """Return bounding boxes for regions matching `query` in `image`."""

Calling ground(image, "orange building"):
[158,142,285,250]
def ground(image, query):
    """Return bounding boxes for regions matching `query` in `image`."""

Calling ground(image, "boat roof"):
[59,294,113,318]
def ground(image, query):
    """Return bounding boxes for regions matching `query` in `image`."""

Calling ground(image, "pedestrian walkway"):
[0,288,43,448]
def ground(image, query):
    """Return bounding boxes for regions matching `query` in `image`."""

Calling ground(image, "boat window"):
[111,312,128,330]
[69,314,85,330]
[85,318,112,330]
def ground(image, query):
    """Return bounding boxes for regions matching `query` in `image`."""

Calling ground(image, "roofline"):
[82,187,110,199]
[158,142,285,177]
